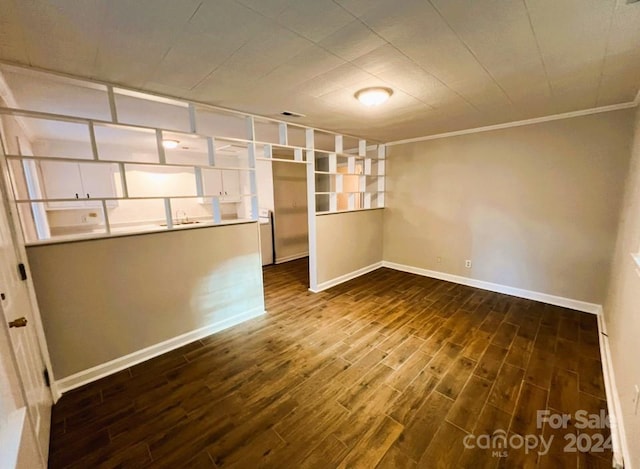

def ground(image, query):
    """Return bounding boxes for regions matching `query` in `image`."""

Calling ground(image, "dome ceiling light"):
[355,87,393,107]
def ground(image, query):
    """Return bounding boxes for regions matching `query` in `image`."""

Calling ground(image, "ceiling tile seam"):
[227,0,350,98]
[329,0,482,113]
[593,0,619,107]
[93,2,145,80]
[226,0,450,114]
[189,38,253,92]
[140,2,207,91]
[13,1,39,69]
[224,0,436,113]
[89,9,106,79]
[522,0,556,112]
[88,1,113,78]
[227,0,350,85]
[426,0,515,107]
[186,2,205,22]
[385,101,637,146]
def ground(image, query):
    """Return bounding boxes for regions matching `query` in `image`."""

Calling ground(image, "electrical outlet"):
[436,256,442,264]
[465,260,472,268]
[633,385,639,415]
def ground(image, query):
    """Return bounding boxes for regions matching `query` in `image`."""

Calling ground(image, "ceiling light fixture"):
[355,87,393,106]
[162,139,179,149]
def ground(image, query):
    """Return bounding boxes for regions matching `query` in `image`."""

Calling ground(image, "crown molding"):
[386,101,638,146]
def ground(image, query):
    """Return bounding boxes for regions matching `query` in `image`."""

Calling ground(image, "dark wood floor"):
[49,258,611,468]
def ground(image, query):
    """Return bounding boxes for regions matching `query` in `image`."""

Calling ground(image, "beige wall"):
[604,108,640,468]
[384,109,634,304]
[27,223,264,379]
[273,161,308,263]
[316,209,383,286]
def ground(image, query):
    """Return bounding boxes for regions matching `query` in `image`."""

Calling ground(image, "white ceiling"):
[0,0,639,142]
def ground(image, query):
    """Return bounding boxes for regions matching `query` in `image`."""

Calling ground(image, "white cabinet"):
[222,170,240,201]
[202,168,241,202]
[39,161,117,209]
[39,161,83,206]
[79,164,118,200]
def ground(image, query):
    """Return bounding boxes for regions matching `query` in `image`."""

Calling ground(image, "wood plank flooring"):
[49,258,612,468]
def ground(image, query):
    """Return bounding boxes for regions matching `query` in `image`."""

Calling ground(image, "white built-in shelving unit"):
[0,63,385,245]
[313,137,385,214]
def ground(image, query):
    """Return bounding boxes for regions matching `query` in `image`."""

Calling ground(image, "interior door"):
[0,301,43,469]
[0,186,51,467]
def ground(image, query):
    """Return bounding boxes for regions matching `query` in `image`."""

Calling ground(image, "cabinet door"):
[202,168,223,197]
[79,163,118,208]
[221,170,241,202]
[39,161,85,209]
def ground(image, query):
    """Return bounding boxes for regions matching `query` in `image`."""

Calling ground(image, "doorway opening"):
[256,156,310,290]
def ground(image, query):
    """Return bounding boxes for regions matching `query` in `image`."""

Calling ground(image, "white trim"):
[310,261,382,293]
[0,407,26,469]
[634,89,640,106]
[53,307,265,395]
[598,308,631,469]
[275,252,309,264]
[381,261,602,314]
[596,309,628,469]
[307,149,318,291]
[50,381,62,403]
[386,102,637,146]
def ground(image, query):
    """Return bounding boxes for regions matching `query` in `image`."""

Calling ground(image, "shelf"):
[316,207,385,216]
[314,171,381,176]
[314,191,383,195]
[312,149,385,160]
[1,63,387,243]
[5,154,257,172]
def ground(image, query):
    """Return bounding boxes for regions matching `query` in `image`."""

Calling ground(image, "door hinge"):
[43,369,50,388]
[18,263,27,281]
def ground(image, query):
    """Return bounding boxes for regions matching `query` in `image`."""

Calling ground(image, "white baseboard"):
[275,251,309,264]
[53,307,266,396]
[381,261,602,314]
[310,262,383,293]
[597,310,628,469]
